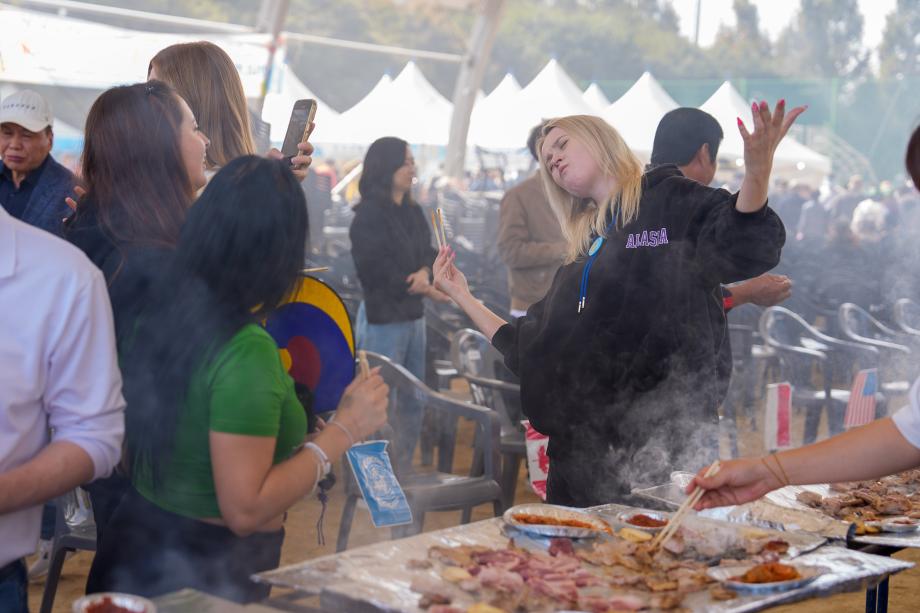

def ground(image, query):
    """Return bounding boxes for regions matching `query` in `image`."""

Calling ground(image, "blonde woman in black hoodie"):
[434,102,803,506]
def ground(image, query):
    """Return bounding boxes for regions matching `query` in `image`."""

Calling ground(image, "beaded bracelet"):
[771,452,791,486]
[328,418,357,447]
[761,456,786,488]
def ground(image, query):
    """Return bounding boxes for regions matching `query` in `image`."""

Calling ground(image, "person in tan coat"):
[498,123,567,316]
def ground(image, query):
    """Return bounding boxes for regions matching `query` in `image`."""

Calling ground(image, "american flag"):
[764,382,792,451]
[844,369,878,428]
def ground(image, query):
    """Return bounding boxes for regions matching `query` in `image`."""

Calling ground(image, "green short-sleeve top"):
[134,324,307,518]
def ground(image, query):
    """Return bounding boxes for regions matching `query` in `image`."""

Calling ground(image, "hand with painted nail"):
[735,100,807,213]
[738,100,807,183]
[432,245,470,300]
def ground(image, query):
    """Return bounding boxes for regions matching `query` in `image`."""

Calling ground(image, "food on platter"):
[796,469,920,524]
[511,513,600,531]
[73,593,155,613]
[865,517,920,533]
[733,562,801,584]
[615,511,669,535]
[85,599,135,613]
[412,517,798,612]
[625,513,668,528]
[708,563,825,594]
[618,527,653,543]
[503,504,613,537]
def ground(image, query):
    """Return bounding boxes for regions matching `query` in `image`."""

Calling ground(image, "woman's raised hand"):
[432,245,470,300]
[738,100,807,182]
[334,366,389,441]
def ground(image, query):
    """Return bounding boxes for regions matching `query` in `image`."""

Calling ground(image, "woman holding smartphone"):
[86,157,389,602]
[433,103,801,507]
[148,41,313,178]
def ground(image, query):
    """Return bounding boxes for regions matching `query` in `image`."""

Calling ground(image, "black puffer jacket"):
[492,164,785,505]
[349,197,437,324]
[64,208,172,346]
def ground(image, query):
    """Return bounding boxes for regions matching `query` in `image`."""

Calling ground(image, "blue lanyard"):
[577,211,618,314]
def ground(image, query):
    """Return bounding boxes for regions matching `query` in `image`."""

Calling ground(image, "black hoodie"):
[492,164,785,505]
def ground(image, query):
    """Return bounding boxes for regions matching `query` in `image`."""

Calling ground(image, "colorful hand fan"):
[264,276,355,413]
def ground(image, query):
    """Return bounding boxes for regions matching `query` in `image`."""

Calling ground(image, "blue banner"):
[346,441,413,528]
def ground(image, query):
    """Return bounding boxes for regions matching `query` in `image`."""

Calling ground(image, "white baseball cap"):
[0,90,54,132]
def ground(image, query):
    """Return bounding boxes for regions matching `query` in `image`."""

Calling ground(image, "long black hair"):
[124,156,308,486]
[358,136,412,205]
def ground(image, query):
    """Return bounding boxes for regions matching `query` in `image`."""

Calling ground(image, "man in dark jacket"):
[0,90,75,236]
[650,108,791,406]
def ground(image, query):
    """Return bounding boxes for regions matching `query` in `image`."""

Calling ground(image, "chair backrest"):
[839,302,901,340]
[449,328,522,433]
[365,351,502,483]
[759,306,828,387]
[894,298,920,335]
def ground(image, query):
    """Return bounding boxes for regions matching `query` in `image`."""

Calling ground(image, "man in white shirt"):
[0,207,124,611]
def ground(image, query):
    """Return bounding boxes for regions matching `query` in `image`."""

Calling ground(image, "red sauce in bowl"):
[626,514,667,528]
[86,597,136,613]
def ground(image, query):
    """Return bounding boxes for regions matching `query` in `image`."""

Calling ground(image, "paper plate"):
[707,564,826,594]
[503,503,611,538]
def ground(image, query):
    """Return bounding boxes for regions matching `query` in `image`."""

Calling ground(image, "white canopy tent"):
[468,73,523,149]
[582,82,611,113]
[318,61,453,146]
[261,63,339,144]
[601,71,678,156]
[467,59,596,150]
[0,6,273,94]
[700,81,831,182]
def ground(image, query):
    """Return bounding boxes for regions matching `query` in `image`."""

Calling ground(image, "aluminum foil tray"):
[633,473,920,548]
[254,505,910,613]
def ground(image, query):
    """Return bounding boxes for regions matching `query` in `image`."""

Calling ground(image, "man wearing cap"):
[0,90,75,236]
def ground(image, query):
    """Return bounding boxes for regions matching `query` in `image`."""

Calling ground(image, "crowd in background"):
[3,32,920,613]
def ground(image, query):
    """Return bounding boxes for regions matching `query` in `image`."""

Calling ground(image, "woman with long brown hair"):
[148,41,312,178]
[433,105,801,506]
[64,79,209,544]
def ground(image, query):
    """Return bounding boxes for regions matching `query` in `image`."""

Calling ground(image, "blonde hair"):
[150,41,256,169]
[538,115,644,263]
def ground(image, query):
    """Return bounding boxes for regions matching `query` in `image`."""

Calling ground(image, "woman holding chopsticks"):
[434,103,802,507]
[350,136,449,469]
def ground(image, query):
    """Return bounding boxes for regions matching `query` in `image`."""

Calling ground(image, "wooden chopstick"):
[652,460,721,550]
[358,350,370,379]
[436,207,448,247]
[430,210,443,249]
[301,267,329,274]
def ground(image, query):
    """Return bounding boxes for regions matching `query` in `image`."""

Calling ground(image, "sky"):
[668,0,897,51]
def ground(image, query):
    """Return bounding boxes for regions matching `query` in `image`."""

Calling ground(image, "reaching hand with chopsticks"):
[652,461,721,550]
[688,458,784,511]
[689,417,920,511]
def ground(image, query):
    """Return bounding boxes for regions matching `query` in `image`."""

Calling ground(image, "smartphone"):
[281,98,317,164]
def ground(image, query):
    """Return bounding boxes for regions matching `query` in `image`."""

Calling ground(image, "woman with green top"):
[85,156,389,602]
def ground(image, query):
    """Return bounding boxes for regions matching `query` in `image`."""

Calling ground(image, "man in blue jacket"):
[0,90,75,236]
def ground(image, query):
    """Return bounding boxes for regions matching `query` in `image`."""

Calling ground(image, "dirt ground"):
[29,385,920,612]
